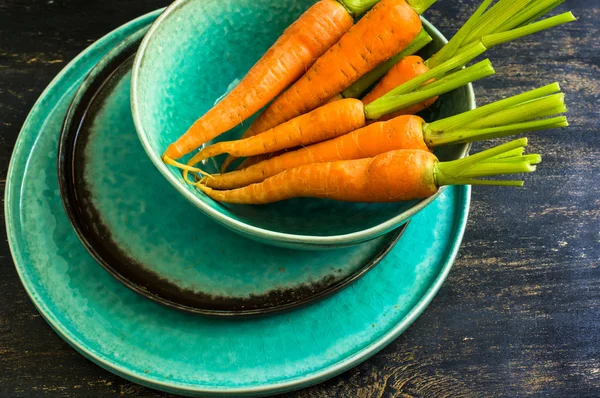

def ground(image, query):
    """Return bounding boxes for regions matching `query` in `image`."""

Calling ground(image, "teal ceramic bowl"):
[132,0,474,250]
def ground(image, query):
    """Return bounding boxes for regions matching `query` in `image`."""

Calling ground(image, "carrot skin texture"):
[230,94,357,171]
[242,0,423,138]
[205,115,428,189]
[163,0,353,159]
[362,55,438,119]
[362,56,428,104]
[198,150,438,204]
[189,99,365,164]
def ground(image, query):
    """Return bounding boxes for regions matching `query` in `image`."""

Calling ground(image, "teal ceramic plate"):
[56,24,406,316]
[6,8,471,396]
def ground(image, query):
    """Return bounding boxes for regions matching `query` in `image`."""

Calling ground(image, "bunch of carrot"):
[162,0,575,206]
[225,0,575,170]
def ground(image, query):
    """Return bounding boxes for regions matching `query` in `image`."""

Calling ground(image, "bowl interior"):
[133,0,472,238]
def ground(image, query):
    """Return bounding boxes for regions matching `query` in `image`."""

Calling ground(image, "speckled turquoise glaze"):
[132,0,475,249]
[62,46,404,313]
[6,7,471,397]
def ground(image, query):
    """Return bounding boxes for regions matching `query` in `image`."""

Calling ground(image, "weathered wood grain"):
[1,0,598,396]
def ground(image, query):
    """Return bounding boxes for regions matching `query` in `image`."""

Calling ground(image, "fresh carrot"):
[185,99,365,167]
[184,57,494,174]
[340,28,433,99]
[228,4,575,172]
[162,0,372,161]
[199,84,566,190]
[197,139,539,204]
[358,0,576,118]
[240,0,435,139]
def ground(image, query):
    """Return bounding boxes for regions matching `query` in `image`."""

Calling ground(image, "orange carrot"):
[197,139,539,204]
[361,55,437,119]
[241,0,426,138]
[200,84,567,190]
[162,0,354,160]
[186,99,365,166]
[206,116,426,189]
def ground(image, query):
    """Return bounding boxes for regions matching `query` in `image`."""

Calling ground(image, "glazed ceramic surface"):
[57,26,406,316]
[132,0,475,248]
[5,9,471,395]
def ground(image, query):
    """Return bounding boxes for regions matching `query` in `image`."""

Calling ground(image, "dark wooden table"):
[1,0,598,396]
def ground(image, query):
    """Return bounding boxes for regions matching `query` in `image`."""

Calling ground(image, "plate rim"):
[130,0,475,248]
[4,6,472,397]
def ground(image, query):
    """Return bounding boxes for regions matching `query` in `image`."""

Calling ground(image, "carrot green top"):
[422,83,568,147]
[434,138,541,187]
[343,0,575,99]
[427,0,575,68]
[363,44,492,120]
[338,0,436,17]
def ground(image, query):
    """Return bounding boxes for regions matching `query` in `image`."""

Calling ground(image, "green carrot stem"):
[464,94,567,129]
[342,29,432,99]
[444,8,573,76]
[460,162,537,178]
[425,116,568,147]
[341,0,435,16]
[434,138,536,187]
[364,41,486,118]
[338,0,379,17]
[364,59,493,120]
[438,138,528,175]
[448,179,526,187]
[522,0,565,25]
[483,148,525,162]
[387,42,485,97]
[482,12,576,49]
[486,154,543,165]
[428,83,561,133]
[462,0,531,44]
[405,0,437,15]
[427,0,493,68]
[499,0,564,32]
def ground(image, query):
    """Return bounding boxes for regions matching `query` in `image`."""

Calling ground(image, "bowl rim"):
[130,0,475,247]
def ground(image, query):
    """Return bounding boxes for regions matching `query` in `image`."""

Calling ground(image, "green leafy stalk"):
[342,0,436,16]
[364,59,493,120]
[462,0,532,44]
[342,29,432,99]
[499,0,564,32]
[425,116,568,147]
[522,0,565,25]
[484,148,525,162]
[369,41,486,101]
[338,0,380,17]
[434,138,538,187]
[484,154,543,165]
[465,94,567,129]
[482,12,576,48]
[428,83,561,133]
[427,0,493,68]
[460,160,539,178]
[405,0,437,15]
